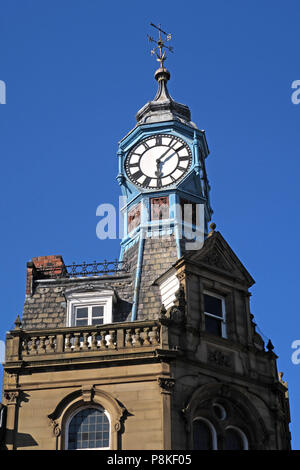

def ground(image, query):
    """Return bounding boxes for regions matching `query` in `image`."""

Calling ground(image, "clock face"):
[125,134,192,189]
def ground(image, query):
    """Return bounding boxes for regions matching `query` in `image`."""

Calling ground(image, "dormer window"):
[203,292,226,338]
[66,291,115,327]
[74,305,105,327]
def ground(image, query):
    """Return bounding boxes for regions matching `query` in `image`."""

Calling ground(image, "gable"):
[184,231,255,287]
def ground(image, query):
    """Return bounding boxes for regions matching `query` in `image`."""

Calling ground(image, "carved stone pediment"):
[201,249,232,272]
[185,231,255,287]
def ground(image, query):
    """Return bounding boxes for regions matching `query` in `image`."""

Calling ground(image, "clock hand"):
[155,146,177,180]
[157,150,178,178]
[159,150,177,165]
[155,159,162,178]
[155,162,162,187]
[156,146,175,163]
[155,148,176,178]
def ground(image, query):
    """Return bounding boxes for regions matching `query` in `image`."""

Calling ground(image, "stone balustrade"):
[5,320,163,362]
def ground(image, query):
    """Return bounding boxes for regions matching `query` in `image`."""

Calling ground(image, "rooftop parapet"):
[26,255,130,295]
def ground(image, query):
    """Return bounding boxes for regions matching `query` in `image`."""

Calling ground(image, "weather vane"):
[147,23,173,69]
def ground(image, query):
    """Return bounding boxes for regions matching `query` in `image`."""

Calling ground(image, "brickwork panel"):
[138,235,178,320]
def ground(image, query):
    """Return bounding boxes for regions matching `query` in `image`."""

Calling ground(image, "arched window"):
[224,426,248,450]
[66,406,110,450]
[192,418,217,450]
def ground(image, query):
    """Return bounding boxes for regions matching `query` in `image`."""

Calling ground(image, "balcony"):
[4,320,174,370]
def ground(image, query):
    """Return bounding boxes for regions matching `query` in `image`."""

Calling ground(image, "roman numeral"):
[179,155,190,161]
[169,138,177,148]
[131,169,144,179]
[131,152,142,157]
[156,135,162,146]
[177,166,186,172]
[143,176,151,187]
[143,142,150,150]
[135,145,146,154]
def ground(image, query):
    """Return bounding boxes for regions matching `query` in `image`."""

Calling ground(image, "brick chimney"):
[26,255,66,296]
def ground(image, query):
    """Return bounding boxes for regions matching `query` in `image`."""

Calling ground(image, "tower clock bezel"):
[124,134,192,190]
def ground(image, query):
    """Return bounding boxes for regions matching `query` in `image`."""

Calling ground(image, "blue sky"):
[0,0,299,449]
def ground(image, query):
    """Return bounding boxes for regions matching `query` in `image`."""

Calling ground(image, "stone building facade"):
[0,56,291,450]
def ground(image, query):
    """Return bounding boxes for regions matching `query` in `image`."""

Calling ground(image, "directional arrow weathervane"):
[147,23,173,68]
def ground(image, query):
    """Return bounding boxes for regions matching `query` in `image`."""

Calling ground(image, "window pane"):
[224,428,244,450]
[76,307,88,319]
[193,420,213,450]
[205,315,222,336]
[75,319,88,327]
[92,306,104,317]
[92,317,104,325]
[68,407,110,449]
[204,294,223,317]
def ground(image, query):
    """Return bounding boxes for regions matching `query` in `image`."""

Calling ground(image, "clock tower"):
[117,34,212,321]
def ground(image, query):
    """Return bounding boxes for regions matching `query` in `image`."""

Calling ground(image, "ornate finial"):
[160,304,167,317]
[148,23,173,70]
[208,222,216,237]
[278,371,284,382]
[14,314,22,330]
[267,339,274,352]
[278,372,289,397]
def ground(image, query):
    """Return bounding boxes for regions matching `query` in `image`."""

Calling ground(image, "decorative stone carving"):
[201,250,231,271]
[176,271,186,282]
[159,304,167,318]
[14,315,22,330]
[81,385,95,402]
[49,418,61,437]
[114,422,121,432]
[207,222,216,237]
[207,348,232,368]
[175,285,186,309]
[7,374,18,386]
[162,285,186,326]
[279,372,288,388]
[218,384,232,398]
[157,377,175,394]
[47,387,127,449]
[4,391,19,405]
[169,306,185,325]
[279,372,289,399]
[250,313,265,350]
[172,285,186,323]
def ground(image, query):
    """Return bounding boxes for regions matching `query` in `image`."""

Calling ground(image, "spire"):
[136,24,196,128]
